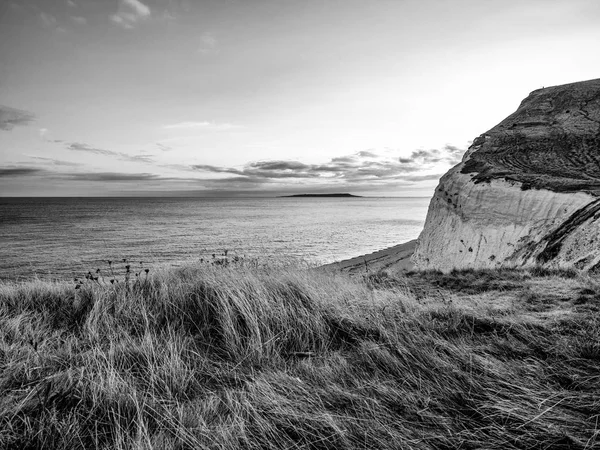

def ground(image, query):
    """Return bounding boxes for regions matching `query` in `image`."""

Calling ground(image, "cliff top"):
[461,78,600,195]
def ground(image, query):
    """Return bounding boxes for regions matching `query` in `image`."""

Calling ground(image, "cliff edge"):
[413,78,600,271]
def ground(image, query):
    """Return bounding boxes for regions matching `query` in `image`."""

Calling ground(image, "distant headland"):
[281,193,362,198]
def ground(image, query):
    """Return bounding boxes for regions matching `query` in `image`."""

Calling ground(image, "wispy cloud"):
[162,121,237,131]
[70,16,87,25]
[198,32,218,54]
[27,156,81,167]
[0,163,175,182]
[357,150,377,158]
[64,172,160,182]
[35,10,67,33]
[398,144,465,166]
[67,142,116,157]
[39,11,57,28]
[111,0,151,29]
[0,166,177,183]
[128,154,155,163]
[0,105,35,131]
[66,141,155,163]
[67,0,77,7]
[156,143,172,152]
[0,167,44,178]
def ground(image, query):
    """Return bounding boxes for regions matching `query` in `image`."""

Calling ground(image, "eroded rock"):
[413,78,600,271]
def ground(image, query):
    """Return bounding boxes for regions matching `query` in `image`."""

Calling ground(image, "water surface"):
[0,197,429,280]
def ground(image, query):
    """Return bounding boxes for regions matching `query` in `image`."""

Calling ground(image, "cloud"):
[64,172,160,182]
[162,121,236,131]
[401,173,444,182]
[190,150,444,186]
[67,142,116,157]
[191,164,243,176]
[254,161,310,171]
[0,149,446,195]
[8,144,460,194]
[111,0,151,29]
[0,106,35,131]
[156,143,172,152]
[331,156,355,164]
[185,146,467,192]
[357,150,377,158]
[0,164,180,184]
[123,0,150,16]
[67,0,77,7]
[192,161,324,180]
[126,154,155,163]
[0,167,44,177]
[0,165,170,183]
[398,144,466,166]
[160,9,176,22]
[27,156,81,167]
[65,141,155,163]
[39,11,57,28]
[71,16,87,25]
[443,144,466,164]
[198,32,218,54]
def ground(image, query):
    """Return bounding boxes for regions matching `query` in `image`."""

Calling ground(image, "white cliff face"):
[413,78,600,272]
[412,160,600,271]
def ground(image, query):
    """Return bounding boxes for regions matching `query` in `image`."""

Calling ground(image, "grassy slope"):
[1,263,599,449]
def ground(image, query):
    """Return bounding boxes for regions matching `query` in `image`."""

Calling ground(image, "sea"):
[0,197,430,281]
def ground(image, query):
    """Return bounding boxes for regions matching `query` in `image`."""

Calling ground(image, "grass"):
[1,262,600,449]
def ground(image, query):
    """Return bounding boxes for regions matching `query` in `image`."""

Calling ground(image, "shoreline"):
[322,239,417,274]
[0,241,419,283]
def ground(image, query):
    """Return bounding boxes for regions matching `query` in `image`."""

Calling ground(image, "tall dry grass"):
[1,262,599,449]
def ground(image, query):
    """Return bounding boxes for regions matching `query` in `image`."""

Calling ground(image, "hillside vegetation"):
[460,78,600,194]
[1,262,599,449]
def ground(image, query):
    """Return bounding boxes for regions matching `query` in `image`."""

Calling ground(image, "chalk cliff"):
[413,78,600,271]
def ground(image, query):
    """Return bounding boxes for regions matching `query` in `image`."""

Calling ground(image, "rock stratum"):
[413,78,600,271]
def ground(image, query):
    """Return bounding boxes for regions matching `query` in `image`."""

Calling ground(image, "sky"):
[0,0,598,197]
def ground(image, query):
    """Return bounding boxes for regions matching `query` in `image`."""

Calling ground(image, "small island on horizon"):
[280,193,363,198]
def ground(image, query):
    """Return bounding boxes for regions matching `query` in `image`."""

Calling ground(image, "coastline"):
[322,239,417,274]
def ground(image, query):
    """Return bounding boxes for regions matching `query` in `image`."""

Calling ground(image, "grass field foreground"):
[1,262,599,449]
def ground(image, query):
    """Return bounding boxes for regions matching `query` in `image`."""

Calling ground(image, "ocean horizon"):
[0,196,430,281]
